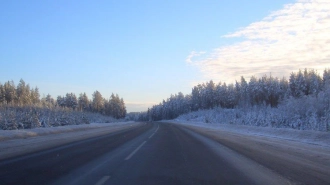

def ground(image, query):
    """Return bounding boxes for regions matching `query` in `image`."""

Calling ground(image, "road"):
[0,122,329,185]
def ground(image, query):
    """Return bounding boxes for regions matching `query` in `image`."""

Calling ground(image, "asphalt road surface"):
[0,122,329,185]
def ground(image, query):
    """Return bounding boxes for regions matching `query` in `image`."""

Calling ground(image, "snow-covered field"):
[0,106,125,130]
[175,107,329,132]
[165,120,330,147]
[0,122,141,160]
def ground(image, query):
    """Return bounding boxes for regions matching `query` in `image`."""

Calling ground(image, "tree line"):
[139,68,330,121]
[0,79,126,119]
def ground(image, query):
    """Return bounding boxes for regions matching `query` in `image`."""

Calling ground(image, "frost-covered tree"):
[108,93,126,119]
[45,94,55,106]
[16,79,31,106]
[191,86,201,111]
[289,69,322,98]
[65,93,78,110]
[289,71,304,98]
[0,83,5,104]
[226,84,238,108]
[279,77,289,99]
[304,69,322,95]
[215,82,227,108]
[146,68,329,122]
[205,80,216,109]
[323,69,330,89]
[238,76,249,107]
[0,79,130,130]
[262,75,282,107]
[41,94,55,108]
[119,97,127,118]
[78,93,90,111]
[4,81,16,105]
[57,96,66,107]
[30,87,40,105]
[248,76,260,105]
[296,70,307,96]
[92,91,104,113]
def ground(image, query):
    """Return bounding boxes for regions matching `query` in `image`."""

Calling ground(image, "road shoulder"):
[169,121,330,184]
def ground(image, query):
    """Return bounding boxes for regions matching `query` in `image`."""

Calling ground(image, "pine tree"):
[45,94,55,106]
[4,81,16,105]
[205,80,216,109]
[0,83,4,104]
[30,87,40,105]
[248,76,259,105]
[289,72,299,98]
[108,93,126,119]
[296,70,307,96]
[227,84,238,108]
[65,93,78,110]
[323,69,330,90]
[119,98,127,118]
[92,91,104,113]
[239,76,249,107]
[305,69,322,95]
[16,79,31,106]
[78,93,90,111]
[191,86,201,111]
[57,96,66,107]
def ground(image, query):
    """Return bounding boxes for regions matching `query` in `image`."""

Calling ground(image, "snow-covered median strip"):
[0,122,141,160]
[164,120,330,147]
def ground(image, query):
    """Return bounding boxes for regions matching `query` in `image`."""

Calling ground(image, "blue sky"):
[2,0,329,112]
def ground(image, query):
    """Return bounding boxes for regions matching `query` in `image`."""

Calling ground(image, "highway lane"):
[1,122,328,184]
[0,123,153,185]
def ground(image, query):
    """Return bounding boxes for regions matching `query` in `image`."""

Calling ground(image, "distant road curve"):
[0,122,329,185]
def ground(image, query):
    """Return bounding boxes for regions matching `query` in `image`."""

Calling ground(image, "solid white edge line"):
[125,141,146,160]
[94,176,110,185]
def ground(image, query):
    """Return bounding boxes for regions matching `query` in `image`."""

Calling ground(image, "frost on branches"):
[139,68,330,132]
[0,79,127,130]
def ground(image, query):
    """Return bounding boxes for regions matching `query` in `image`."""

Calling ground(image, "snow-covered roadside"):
[164,120,330,147]
[0,121,135,141]
[0,122,141,160]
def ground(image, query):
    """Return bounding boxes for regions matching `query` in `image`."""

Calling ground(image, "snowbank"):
[0,106,125,130]
[0,121,135,141]
[174,107,329,132]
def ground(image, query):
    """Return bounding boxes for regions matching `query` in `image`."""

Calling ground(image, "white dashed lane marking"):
[148,132,156,139]
[125,124,159,160]
[125,141,147,160]
[149,125,159,139]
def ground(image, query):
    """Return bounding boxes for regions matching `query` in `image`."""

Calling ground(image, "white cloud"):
[187,0,330,83]
[186,51,206,64]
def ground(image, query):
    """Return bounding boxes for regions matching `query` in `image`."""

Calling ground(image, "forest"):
[138,68,330,131]
[0,79,126,130]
